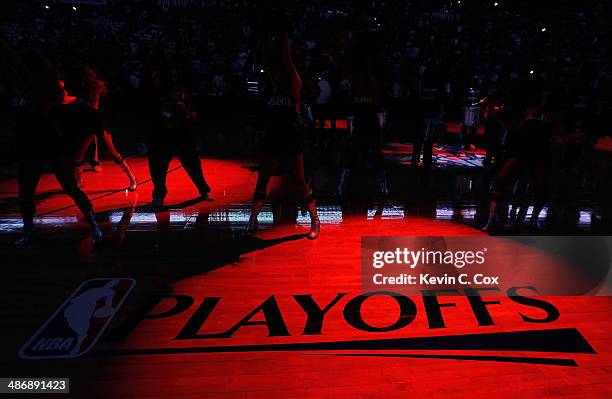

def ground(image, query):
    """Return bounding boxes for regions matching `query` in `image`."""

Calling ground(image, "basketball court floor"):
[0,150,611,398]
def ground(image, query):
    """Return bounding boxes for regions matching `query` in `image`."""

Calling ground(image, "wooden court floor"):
[0,157,610,398]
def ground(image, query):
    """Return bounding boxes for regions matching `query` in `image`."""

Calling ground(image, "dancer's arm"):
[280,32,302,112]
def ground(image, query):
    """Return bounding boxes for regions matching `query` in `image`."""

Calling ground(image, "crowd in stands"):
[1,0,611,135]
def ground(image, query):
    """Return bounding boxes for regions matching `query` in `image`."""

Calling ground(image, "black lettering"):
[293,294,346,335]
[508,286,560,323]
[464,288,501,326]
[175,297,223,340]
[343,292,416,332]
[209,296,290,339]
[106,294,194,342]
[422,289,458,329]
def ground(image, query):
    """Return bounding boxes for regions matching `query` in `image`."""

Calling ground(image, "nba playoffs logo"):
[19,278,135,359]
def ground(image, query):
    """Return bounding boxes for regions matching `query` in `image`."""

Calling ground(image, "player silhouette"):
[63,279,119,355]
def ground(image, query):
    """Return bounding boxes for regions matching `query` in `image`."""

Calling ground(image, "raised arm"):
[279,32,302,112]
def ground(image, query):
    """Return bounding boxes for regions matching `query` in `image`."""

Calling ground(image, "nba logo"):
[19,278,136,359]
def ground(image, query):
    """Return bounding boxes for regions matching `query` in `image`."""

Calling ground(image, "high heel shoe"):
[15,221,34,245]
[91,224,104,245]
[245,200,263,235]
[118,160,137,191]
[305,196,320,240]
[91,161,102,173]
[85,210,103,245]
[199,188,214,202]
[481,201,502,233]
[307,217,320,240]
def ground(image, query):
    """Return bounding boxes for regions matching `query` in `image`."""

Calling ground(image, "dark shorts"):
[262,107,302,156]
[54,102,105,144]
[510,120,553,168]
[351,103,378,134]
